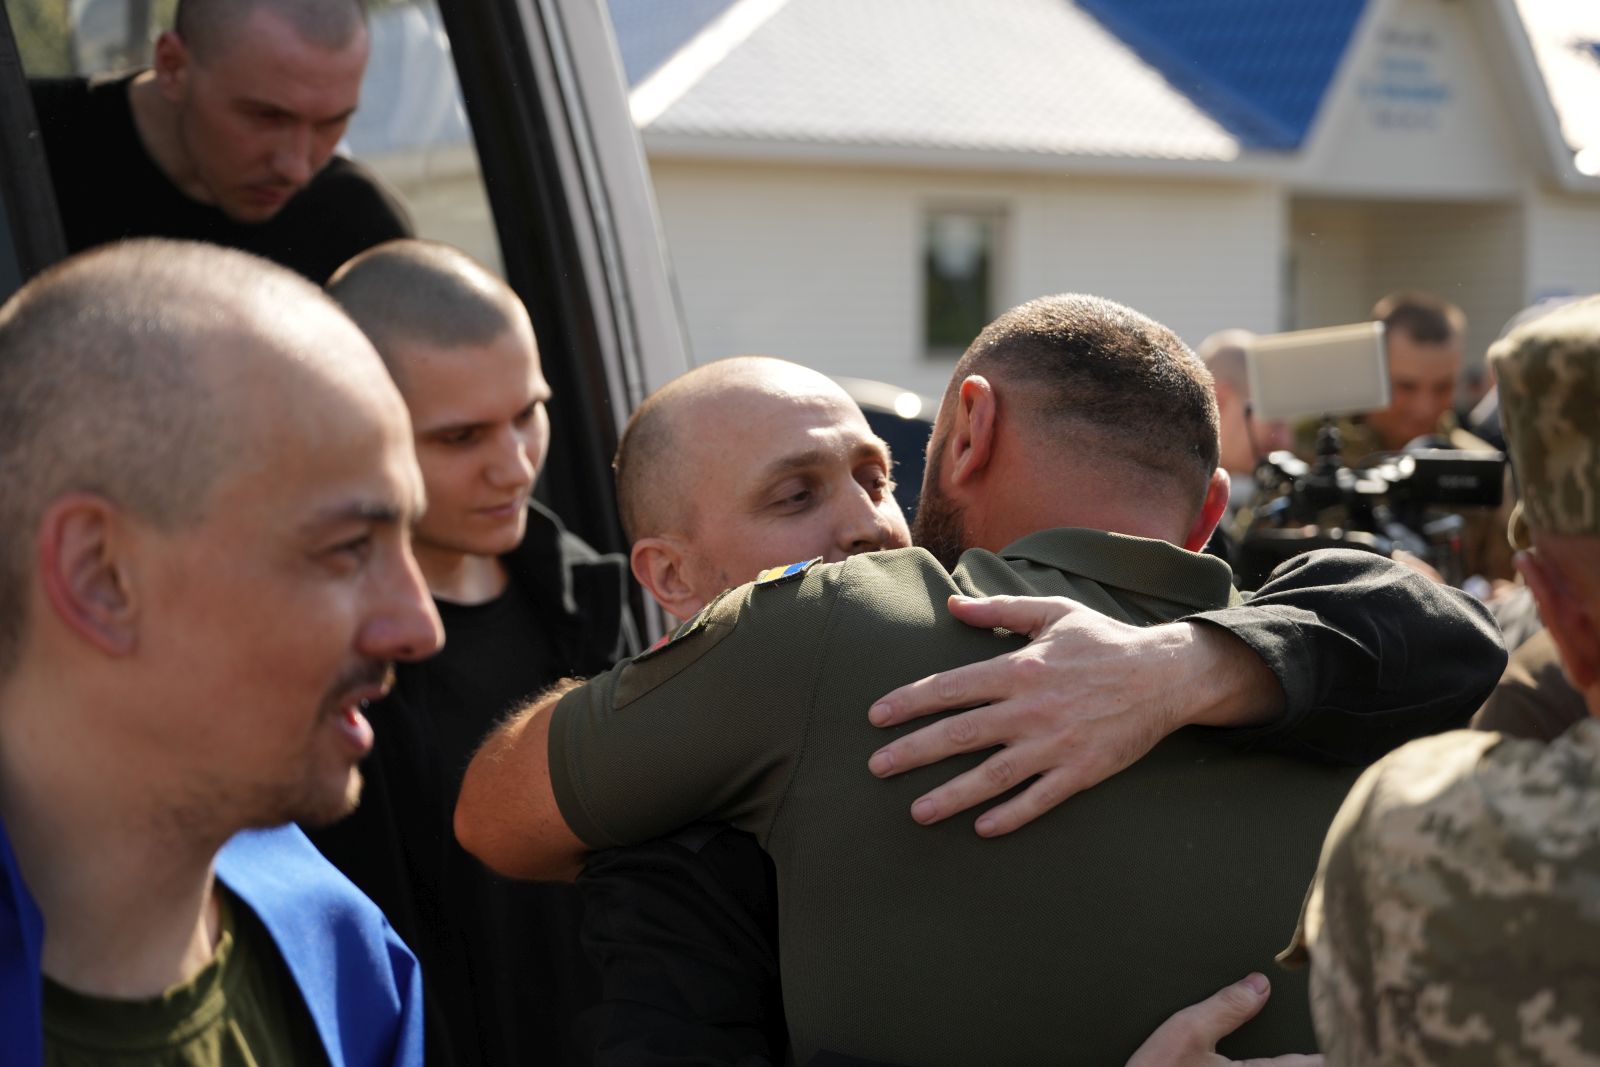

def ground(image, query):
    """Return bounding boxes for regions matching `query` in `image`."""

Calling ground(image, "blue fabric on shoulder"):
[217,825,424,1067]
[0,813,44,1067]
[0,820,420,1067]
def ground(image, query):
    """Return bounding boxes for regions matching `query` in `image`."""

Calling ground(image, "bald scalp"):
[327,239,530,387]
[1198,329,1254,395]
[0,239,381,676]
[615,356,850,543]
[175,0,367,62]
[943,294,1219,508]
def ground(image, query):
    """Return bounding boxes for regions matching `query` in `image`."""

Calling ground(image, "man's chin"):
[220,189,297,224]
[291,767,365,830]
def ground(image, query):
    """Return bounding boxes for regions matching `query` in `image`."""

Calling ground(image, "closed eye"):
[434,427,482,447]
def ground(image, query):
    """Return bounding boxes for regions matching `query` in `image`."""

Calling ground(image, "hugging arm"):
[869,549,1506,835]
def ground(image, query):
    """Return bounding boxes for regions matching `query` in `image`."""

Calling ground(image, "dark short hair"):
[946,294,1220,496]
[1371,291,1466,346]
[175,0,367,61]
[327,239,529,386]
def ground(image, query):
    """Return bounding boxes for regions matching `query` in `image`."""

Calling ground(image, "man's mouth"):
[476,498,526,519]
[242,184,295,209]
[327,671,394,756]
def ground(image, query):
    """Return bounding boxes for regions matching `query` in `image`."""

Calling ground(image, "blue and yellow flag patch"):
[755,557,821,586]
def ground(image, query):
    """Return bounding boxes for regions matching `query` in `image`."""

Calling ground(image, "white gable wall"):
[651,158,1281,395]
[1525,189,1600,304]
[1295,0,1528,198]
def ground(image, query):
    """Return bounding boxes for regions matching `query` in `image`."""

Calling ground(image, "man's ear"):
[947,375,998,489]
[36,493,140,657]
[630,537,706,623]
[1516,548,1600,694]
[1182,469,1231,553]
[152,31,191,101]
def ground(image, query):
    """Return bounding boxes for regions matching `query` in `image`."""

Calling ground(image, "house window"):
[923,208,1001,355]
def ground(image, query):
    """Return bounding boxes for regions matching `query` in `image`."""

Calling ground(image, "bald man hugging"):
[534,348,1505,1064]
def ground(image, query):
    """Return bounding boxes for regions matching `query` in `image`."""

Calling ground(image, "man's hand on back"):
[1124,974,1323,1067]
[866,594,1284,836]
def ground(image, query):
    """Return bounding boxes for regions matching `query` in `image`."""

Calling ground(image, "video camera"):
[1231,323,1505,589]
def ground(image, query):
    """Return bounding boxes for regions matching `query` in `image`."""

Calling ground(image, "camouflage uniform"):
[1286,297,1600,1066]
[1494,300,1600,550]
[1289,724,1600,1065]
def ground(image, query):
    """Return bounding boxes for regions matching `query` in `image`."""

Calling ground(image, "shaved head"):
[616,357,907,617]
[0,239,396,676]
[328,239,530,384]
[1198,329,1254,394]
[938,294,1219,499]
[175,0,367,62]
[617,356,860,541]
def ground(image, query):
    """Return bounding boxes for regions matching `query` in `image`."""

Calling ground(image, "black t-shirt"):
[306,504,635,1067]
[30,72,413,283]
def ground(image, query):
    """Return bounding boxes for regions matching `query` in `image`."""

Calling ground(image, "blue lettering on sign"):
[1363,22,1452,131]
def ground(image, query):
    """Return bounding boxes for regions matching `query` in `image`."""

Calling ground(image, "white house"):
[612,0,1600,395]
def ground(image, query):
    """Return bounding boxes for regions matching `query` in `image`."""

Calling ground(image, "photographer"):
[1247,298,1510,589]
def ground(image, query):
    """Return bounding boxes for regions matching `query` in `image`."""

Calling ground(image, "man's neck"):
[126,71,214,206]
[417,544,510,605]
[0,682,227,998]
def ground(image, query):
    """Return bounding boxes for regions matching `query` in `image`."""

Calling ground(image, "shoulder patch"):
[755,557,821,587]
[633,605,711,664]
[615,588,742,708]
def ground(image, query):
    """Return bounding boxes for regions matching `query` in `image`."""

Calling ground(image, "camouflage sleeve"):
[1302,725,1600,1065]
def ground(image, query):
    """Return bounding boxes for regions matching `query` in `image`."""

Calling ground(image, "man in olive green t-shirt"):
[456,294,1381,1064]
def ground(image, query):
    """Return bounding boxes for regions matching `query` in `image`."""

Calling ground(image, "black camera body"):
[1235,420,1505,590]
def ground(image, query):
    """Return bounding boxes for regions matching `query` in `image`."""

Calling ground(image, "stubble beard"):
[911,426,969,572]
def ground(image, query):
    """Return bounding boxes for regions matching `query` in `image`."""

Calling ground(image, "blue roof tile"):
[1075,0,1367,149]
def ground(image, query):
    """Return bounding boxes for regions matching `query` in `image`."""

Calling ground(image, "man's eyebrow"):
[419,418,489,436]
[237,97,358,124]
[758,449,829,479]
[755,438,895,481]
[299,500,405,535]
[861,437,895,468]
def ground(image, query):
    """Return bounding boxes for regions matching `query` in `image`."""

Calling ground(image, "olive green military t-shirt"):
[549,529,1359,1066]
[43,888,329,1067]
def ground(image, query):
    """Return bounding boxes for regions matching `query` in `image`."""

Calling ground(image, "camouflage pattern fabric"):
[1490,295,1600,550]
[1294,720,1600,1066]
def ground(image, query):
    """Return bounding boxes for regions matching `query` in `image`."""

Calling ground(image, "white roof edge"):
[629,0,792,128]
[1480,0,1592,193]
[641,130,1293,182]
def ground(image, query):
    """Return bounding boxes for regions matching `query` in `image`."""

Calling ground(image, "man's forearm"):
[454,679,588,882]
[1187,549,1508,761]
[1175,620,1285,729]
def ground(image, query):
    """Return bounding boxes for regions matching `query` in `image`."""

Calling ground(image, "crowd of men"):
[3,0,1596,1064]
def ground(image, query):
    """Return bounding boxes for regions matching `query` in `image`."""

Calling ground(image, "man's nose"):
[837,485,895,556]
[365,551,445,663]
[486,426,537,491]
[272,125,316,187]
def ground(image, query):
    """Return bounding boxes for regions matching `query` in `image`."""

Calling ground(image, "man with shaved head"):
[322,239,635,1065]
[0,239,440,1062]
[1199,329,1291,497]
[461,296,1503,1064]
[31,0,411,283]
[617,356,910,618]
